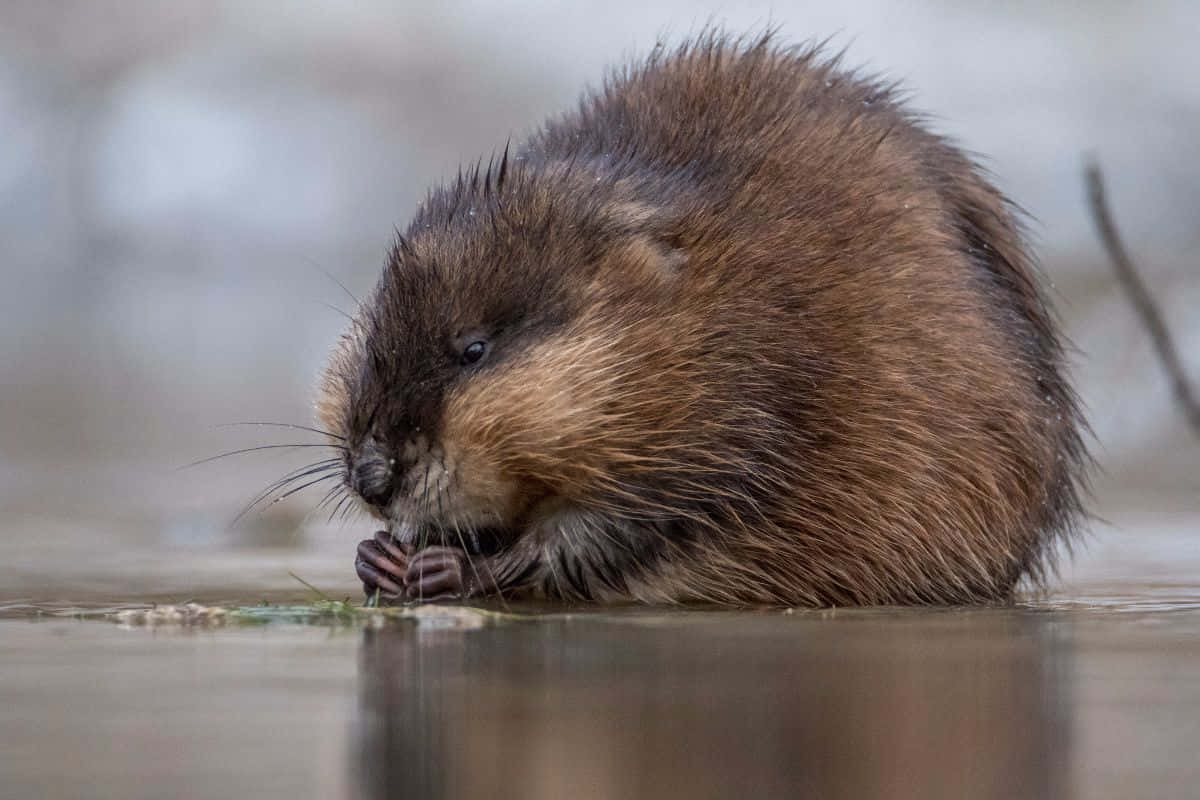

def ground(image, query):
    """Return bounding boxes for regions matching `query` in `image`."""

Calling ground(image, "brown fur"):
[318,31,1087,606]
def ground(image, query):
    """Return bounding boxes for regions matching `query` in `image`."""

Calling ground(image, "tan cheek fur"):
[439,328,615,519]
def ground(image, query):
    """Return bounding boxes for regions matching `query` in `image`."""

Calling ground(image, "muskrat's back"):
[332,32,1087,606]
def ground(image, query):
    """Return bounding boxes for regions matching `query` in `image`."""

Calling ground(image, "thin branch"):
[1085,159,1200,437]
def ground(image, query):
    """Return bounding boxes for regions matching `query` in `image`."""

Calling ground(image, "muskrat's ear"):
[603,200,689,282]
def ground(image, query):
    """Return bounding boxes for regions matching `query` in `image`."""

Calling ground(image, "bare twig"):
[1085,159,1200,437]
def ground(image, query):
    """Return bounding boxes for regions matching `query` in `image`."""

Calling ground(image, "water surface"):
[3,594,1199,800]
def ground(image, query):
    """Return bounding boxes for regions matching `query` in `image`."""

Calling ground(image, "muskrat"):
[318,31,1087,606]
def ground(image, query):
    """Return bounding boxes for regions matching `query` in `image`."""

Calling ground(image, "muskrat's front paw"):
[356,530,411,605]
[404,546,469,602]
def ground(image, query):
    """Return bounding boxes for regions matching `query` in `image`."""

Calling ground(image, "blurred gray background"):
[1,1,1197,599]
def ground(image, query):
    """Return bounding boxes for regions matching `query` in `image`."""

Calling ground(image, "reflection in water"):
[353,611,1072,799]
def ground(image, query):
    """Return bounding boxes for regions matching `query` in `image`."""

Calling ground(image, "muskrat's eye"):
[461,340,487,365]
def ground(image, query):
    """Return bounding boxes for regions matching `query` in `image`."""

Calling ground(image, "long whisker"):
[335,493,358,526]
[435,455,503,603]
[232,462,341,526]
[266,473,339,506]
[180,443,342,471]
[243,459,342,504]
[312,263,362,310]
[481,509,513,601]
[298,483,347,530]
[314,483,344,512]
[452,517,505,609]
[233,460,343,524]
[544,545,565,600]
[214,422,347,441]
[328,493,353,525]
[477,524,511,609]
[234,471,340,528]
[419,463,436,567]
[420,464,431,519]
[319,301,354,322]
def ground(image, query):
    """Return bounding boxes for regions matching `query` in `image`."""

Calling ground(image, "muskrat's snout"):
[349,436,397,510]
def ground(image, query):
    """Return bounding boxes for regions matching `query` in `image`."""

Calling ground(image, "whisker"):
[420,465,431,518]
[267,473,339,506]
[314,484,344,512]
[434,484,447,553]
[327,493,353,525]
[452,517,504,609]
[319,301,354,322]
[437,456,504,599]
[544,545,565,600]
[244,459,342,503]
[214,422,346,442]
[335,494,358,526]
[473,522,510,609]
[180,443,342,471]
[298,483,348,530]
[313,263,362,310]
[233,461,343,525]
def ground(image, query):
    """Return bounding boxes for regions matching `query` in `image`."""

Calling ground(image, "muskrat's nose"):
[351,437,396,509]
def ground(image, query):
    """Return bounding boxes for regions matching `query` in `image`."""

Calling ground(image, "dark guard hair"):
[318,29,1088,606]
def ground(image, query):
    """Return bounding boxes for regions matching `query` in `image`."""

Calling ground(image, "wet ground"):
[3,516,1199,800]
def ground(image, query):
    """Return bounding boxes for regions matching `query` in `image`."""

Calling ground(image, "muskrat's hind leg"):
[356,530,410,605]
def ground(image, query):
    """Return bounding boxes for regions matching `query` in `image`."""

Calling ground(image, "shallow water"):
[2,501,1200,799]
[1,593,1198,800]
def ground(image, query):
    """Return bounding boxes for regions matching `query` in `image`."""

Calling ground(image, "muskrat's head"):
[316,162,697,551]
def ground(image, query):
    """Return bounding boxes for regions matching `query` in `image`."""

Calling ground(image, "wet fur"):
[319,31,1088,606]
